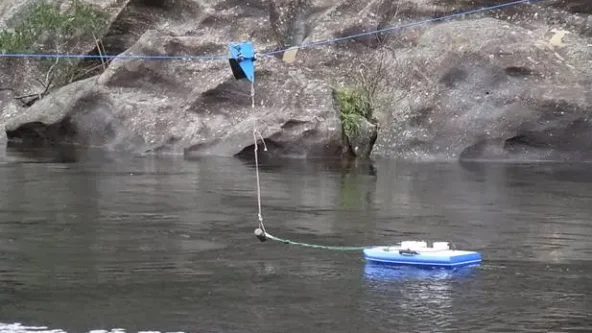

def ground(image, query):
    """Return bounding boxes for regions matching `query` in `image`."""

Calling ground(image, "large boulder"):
[372,16,592,161]
[4,30,344,157]
[2,0,592,161]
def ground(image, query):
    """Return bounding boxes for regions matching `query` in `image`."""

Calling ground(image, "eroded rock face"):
[373,17,592,161]
[0,126,5,148]
[1,0,592,161]
[0,88,17,156]
[4,30,343,157]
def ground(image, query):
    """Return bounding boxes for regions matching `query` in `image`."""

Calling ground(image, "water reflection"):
[361,263,482,332]
[1,146,592,332]
[363,263,479,282]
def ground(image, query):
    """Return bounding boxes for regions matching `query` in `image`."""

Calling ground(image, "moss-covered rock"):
[332,86,377,160]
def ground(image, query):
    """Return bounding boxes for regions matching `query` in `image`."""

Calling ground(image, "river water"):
[0,145,591,333]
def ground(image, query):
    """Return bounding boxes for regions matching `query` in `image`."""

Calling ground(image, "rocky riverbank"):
[1,0,591,161]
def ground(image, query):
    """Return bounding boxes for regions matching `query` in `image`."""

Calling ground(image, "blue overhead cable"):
[0,53,226,61]
[0,0,545,61]
[260,0,546,56]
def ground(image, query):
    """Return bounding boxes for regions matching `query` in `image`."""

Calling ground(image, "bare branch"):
[344,44,409,124]
[69,62,107,82]
[92,32,107,71]
[375,0,402,46]
[15,93,40,100]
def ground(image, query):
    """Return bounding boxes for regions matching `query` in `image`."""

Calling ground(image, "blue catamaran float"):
[362,241,482,269]
[227,41,482,269]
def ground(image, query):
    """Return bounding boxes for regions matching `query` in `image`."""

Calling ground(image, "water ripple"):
[1,153,591,332]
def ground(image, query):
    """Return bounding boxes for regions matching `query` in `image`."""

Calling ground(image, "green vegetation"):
[0,0,109,105]
[0,0,107,54]
[333,86,373,137]
[331,49,398,160]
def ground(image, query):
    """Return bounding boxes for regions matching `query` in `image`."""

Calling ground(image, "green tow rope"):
[255,229,369,251]
[267,233,369,251]
[249,81,371,253]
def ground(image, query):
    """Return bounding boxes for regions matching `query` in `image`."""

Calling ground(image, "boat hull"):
[363,246,482,269]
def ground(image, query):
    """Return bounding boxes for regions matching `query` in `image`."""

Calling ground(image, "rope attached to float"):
[264,233,370,251]
[248,79,370,251]
[251,80,268,237]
